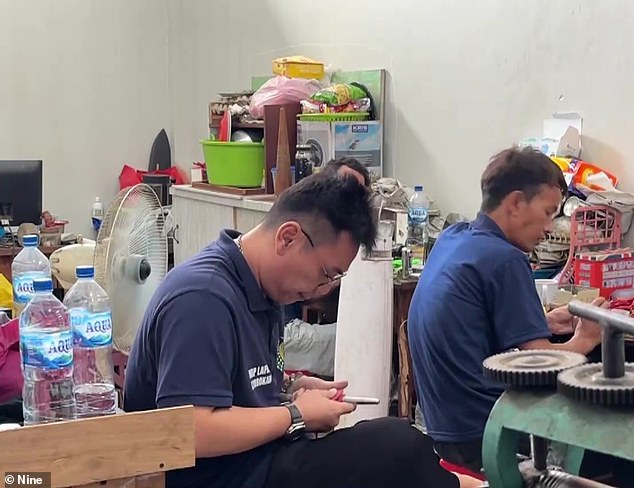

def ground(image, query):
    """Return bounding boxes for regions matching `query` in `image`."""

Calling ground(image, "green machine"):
[481,301,634,487]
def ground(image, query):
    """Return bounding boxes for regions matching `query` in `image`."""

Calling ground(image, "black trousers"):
[264,417,460,488]
[434,435,532,474]
[434,438,486,474]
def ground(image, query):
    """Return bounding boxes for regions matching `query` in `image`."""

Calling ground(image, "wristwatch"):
[284,404,306,441]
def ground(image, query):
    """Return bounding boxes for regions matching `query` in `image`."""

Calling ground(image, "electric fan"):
[93,184,168,354]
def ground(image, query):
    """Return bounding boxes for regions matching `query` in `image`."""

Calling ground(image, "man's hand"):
[290,375,348,393]
[573,297,608,350]
[546,305,576,335]
[292,388,355,432]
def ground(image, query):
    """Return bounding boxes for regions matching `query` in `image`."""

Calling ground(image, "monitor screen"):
[0,160,43,227]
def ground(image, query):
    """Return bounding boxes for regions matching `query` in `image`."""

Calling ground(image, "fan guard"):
[94,184,167,354]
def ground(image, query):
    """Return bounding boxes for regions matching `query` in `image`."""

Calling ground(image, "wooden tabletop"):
[0,245,62,258]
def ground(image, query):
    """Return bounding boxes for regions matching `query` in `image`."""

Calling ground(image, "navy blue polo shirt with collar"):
[124,229,285,488]
[407,213,551,444]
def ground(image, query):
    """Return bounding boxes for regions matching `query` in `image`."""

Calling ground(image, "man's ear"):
[505,190,526,216]
[274,222,301,255]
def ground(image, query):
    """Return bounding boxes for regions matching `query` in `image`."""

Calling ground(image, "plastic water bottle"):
[19,278,75,424]
[12,234,51,317]
[407,185,430,272]
[63,265,116,418]
[91,196,103,235]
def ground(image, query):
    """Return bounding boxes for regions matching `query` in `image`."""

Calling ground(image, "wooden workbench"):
[0,406,195,487]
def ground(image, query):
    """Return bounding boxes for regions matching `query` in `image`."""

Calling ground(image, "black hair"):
[263,172,377,250]
[480,146,567,212]
[322,157,371,187]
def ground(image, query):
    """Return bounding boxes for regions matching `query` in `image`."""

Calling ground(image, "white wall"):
[3,1,633,234]
[168,0,634,221]
[0,0,170,236]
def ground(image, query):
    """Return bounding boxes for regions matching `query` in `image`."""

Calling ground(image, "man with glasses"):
[282,157,370,322]
[408,146,607,475]
[124,172,482,488]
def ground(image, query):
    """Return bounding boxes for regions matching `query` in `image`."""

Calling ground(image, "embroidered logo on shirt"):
[248,364,272,390]
[276,342,285,372]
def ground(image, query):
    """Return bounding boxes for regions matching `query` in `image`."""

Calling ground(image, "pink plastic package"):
[249,76,322,119]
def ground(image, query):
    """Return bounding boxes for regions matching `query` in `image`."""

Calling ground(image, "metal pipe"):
[531,435,548,471]
[568,300,632,379]
[568,301,634,335]
[602,325,625,378]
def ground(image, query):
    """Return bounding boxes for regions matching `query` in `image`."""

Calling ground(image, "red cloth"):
[119,164,186,190]
[0,318,22,404]
[439,459,487,482]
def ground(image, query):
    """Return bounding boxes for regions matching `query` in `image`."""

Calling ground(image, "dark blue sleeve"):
[154,290,236,409]
[489,256,551,351]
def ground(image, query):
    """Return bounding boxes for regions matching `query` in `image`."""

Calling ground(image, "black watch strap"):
[284,404,306,441]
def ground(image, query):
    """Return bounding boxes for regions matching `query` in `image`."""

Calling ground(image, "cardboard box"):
[520,112,582,159]
[297,120,383,179]
[272,56,324,79]
[334,121,382,179]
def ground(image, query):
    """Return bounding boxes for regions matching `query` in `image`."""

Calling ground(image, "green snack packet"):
[310,83,366,107]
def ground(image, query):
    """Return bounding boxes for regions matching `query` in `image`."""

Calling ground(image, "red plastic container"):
[574,248,634,298]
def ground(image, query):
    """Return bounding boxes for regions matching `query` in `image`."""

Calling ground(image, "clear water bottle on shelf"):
[407,185,430,273]
[12,234,52,317]
[92,196,104,237]
[20,278,75,424]
[64,265,116,418]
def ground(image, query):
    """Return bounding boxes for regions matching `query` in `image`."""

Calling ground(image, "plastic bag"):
[301,97,371,114]
[310,83,367,108]
[0,274,11,311]
[550,157,618,192]
[0,314,20,403]
[283,319,336,377]
[249,76,322,119]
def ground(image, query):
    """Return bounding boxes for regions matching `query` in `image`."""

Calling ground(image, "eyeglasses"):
[300,227,347,287]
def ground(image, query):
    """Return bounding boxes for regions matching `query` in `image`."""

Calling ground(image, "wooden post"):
[274,106,293,195]
[263,103,300,195]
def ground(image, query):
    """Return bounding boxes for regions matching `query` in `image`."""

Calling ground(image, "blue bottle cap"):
[22,235,39,246]
[76,265,95,279]
[33,278,53,292]
[414,185,423,192]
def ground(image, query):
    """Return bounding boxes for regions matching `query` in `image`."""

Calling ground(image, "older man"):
[408,147,605,473]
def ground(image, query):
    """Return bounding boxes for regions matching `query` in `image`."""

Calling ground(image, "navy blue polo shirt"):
[407,213,550,443]
[124,230,285,488]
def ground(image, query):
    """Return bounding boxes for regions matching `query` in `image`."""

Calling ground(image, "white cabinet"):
[235,208,266,233]
[171,185,272,265]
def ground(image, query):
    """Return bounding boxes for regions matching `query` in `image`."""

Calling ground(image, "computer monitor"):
[0,160,43,227]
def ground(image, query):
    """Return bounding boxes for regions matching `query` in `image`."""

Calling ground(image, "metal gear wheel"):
[483,350,588,387]
[557,363,634,407]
